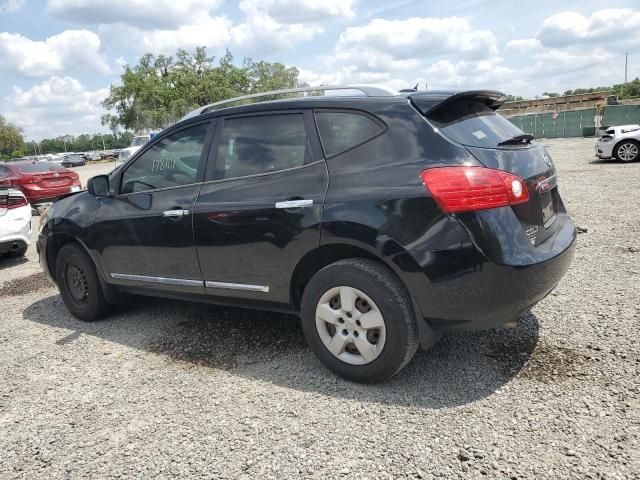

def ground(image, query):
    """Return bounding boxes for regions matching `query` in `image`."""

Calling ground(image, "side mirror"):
[87,175,111,196]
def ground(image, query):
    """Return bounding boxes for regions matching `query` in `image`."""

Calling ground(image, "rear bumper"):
[21,184,81,204]
[0,207,31,253]
[393,214,576,331]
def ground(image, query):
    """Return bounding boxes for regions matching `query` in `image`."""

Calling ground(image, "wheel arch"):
[290,243,385,310]
[46,233,121,303]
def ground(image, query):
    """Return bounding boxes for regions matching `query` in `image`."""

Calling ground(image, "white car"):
[0,189,31,258]
[596,124,640,162]
[117,134,152,164]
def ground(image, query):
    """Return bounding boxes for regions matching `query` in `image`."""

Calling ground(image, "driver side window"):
[120,123,209,194]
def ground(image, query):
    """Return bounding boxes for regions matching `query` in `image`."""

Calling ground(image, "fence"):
[506,109,596,138]
[505,104,640,139]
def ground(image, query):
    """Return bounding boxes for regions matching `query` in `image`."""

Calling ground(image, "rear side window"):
[15,162,65,173]
[315,111,384,157]
[428,100,525,148]
[216,113,310,180]
[0,165,11,178]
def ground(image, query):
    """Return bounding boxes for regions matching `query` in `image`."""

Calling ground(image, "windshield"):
[15,162,66,173]
[429,99,528,148]
[131,136,149,147]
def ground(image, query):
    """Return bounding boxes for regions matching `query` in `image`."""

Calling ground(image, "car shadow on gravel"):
[0,255,29,270]
[24,294,542,408]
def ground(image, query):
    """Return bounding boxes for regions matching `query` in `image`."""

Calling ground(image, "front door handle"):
[275,199,313,209]
[162,209,190,218]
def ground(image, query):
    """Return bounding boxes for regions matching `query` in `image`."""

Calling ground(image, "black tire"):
[614,140,640,162]
[55,243,111,322]
[7,245,27,258]
[300,258,419,383]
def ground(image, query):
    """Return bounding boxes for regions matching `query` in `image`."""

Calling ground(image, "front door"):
[193,111,328,306]
[94,121,214,294]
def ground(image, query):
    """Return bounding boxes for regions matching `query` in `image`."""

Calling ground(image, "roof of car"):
[168,86,506,134]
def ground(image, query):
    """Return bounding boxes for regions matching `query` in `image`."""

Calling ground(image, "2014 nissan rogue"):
[38,86,576,383]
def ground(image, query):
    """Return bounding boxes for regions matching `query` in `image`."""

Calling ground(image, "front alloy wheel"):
[616,141,639,162]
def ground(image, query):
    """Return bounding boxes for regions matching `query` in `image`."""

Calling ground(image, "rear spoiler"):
[409,90,507,116]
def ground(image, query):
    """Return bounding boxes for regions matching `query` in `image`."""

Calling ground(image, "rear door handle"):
[275,199,313,209]
[162,209,190,218]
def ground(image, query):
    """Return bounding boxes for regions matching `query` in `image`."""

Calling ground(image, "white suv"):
[596,124,640,162]
[117,134,152,164]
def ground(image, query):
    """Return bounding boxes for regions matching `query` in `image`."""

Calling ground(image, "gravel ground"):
[0,137,638,479]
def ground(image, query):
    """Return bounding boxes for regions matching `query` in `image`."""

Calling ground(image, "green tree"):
[102,47,304,132]
[0,115,25,156]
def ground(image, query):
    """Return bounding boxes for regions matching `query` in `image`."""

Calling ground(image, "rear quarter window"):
[15,162,65,173]
[315,111,385,157]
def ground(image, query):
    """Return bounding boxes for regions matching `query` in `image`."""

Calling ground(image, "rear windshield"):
[15,162,66,173]
[428,100,527,148]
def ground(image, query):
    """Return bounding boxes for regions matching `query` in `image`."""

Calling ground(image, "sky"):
[1,0,640,140]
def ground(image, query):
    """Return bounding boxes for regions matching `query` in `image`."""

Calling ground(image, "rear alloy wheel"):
[301,258,419,383]
[315,286,387,365]
[55,243,111,322]
[615,140,639,162]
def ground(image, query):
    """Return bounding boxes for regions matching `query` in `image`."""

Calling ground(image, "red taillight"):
[420,166,529,213]
[17,175,42,184]
[0,196,28,209]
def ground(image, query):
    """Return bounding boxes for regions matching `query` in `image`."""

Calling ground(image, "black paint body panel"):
[38,93,576,332]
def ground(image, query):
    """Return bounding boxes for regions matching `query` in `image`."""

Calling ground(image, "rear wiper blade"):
[497,134,535,146]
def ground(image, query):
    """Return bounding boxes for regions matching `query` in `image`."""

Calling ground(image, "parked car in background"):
[118,135,151,164]
[0,161,81,205]
[596,124,640,162]
[38,85,576,383]
[61,154,86,167]
[0,189,31,258]
[84,151,101,161]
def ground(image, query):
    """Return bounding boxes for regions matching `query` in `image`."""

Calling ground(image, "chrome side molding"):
[110,273,270,293]
[110,273,202,287]
[205,281,269,293]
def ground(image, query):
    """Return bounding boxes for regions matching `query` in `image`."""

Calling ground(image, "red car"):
[0,161,82,204]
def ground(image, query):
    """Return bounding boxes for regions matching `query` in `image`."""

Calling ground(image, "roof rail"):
[180,84,399,121]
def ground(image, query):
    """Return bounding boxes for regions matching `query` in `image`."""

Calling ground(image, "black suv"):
[38,86,576,383]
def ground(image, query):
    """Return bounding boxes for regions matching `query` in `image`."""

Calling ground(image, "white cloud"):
[0,30,110,77]
[538,9,640,48]
[46,0,223,30]
[137,16,233,53]
[5,76,109,140]
[232,14,322,57]
[505,38,542,53]
[336,17,497,64]
[239,0,355,23]
[0,0,24,13]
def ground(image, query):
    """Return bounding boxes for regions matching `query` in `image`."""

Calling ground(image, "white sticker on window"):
[472,130,487,139]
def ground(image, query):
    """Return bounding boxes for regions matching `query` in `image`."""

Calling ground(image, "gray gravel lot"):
[1,137,639,479]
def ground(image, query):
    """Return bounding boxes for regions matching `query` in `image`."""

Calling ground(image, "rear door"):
[193,110,328,306]
[94,121,214,293]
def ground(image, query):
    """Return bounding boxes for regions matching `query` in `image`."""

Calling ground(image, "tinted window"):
[428,99,525,148]
[216,114,309,180]
[15,162,65,173]
[121,123,208,194]
[315,111,384,157]
[0,165,10,178]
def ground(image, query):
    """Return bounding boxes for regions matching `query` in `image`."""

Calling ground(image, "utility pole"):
[625,52,628,84]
